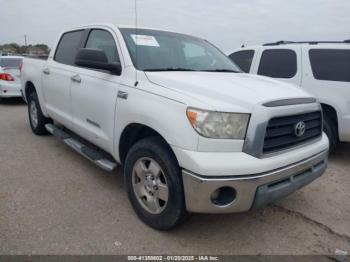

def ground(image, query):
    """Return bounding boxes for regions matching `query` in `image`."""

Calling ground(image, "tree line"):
[0,43,50,55]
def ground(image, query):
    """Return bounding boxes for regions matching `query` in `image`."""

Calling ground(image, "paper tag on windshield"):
[131,34,160,47]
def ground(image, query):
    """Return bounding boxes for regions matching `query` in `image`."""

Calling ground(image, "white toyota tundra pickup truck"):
[21,24,329,230]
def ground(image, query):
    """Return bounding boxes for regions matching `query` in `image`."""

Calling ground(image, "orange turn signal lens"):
[187,110,197,125]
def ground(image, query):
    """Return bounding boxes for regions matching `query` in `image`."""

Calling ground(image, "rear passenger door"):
[70,28,123,153]
[252,47,302,86]
[42,30,85,129]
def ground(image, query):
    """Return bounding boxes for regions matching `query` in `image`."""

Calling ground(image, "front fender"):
[113,85,198,162]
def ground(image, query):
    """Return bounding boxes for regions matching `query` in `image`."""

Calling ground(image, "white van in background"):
[229,41,350,151]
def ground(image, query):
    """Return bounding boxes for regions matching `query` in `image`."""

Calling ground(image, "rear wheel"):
[28,92,51,135]
[124,137,187,230]
[323,114,338,152]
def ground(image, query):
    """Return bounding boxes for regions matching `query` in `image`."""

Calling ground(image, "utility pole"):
[24,35,27,46]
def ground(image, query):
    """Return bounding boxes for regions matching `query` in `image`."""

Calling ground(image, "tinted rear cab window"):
[258,49,297,78]
[229,50,255,73]
[54,30,84,65]
[309,49,350,82]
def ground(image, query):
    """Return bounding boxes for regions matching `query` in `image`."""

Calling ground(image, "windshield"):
[0,58,22,68]
[120,28,241,72]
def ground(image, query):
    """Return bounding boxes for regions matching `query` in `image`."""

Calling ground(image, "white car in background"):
[229,41,350,151]
[0,56,23,101]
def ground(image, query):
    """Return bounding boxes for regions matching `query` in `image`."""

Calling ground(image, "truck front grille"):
[263,111,322,154]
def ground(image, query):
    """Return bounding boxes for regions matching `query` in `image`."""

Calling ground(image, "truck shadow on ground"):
[329,142,349,160]
[0,97,26,106]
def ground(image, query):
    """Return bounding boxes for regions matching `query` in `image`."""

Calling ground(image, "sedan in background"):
[0,56,23,101]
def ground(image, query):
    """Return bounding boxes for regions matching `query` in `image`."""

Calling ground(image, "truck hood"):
[145,72,313,112]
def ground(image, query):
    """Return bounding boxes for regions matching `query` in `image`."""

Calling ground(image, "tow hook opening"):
[210,187,237,207]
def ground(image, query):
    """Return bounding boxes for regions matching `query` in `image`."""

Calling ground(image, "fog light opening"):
[210,187,236,206]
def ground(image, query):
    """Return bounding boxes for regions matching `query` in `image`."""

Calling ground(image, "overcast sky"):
[1,0,349,52]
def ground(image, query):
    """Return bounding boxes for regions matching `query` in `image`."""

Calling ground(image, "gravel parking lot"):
[0,98,349,255]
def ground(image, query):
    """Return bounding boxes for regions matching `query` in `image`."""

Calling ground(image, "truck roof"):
[66,23,184,34]
[263,40,350,46]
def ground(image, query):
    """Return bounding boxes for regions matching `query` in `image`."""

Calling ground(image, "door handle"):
[71,74,82,83]
[117,91,128,100]
[42,68,50,75]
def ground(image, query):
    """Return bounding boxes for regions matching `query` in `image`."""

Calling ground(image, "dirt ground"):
[0,98,349,255]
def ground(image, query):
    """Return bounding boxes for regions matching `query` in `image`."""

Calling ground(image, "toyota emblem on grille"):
[294,121,306,137]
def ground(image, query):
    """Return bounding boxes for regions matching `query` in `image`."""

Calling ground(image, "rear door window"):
[54,30,84,65]
[258,49,297,78]
[309,49,350,82]
[229,50,255,73]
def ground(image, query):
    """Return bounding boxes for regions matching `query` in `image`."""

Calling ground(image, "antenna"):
[134,0,139,86]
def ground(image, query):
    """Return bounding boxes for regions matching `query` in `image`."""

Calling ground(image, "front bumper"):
[182,150,328,213]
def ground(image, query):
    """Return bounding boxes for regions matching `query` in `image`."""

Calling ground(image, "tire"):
[323,114,338,152]
[27,92,51,135]
[124,137,187,230]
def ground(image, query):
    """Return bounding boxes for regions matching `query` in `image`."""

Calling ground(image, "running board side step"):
[45,124,118,172]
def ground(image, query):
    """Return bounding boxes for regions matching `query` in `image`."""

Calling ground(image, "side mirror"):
[75,48,122,75]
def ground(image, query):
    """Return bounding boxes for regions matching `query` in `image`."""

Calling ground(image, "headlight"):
[186,108,250,139]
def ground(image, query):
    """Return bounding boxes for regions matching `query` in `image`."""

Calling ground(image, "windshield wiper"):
[144,68,241,73]
[144,68,199,72]
[203,69,241,73]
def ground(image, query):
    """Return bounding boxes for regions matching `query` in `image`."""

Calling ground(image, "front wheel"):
[124,137,187,230]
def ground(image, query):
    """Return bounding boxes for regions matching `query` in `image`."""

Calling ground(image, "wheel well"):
[321,103,338,129]
[119,124,172,165]
[25,81,36,101]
